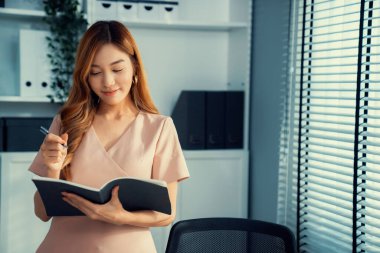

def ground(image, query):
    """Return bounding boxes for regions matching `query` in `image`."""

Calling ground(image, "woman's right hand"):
[40,132,68,177]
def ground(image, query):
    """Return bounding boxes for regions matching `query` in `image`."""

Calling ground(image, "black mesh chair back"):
[165,218,297,253]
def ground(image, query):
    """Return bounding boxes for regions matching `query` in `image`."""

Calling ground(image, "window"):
[278,0,380,252]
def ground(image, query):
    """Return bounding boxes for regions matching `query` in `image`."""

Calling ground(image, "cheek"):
[88,78,100,92]
[118,74,133,89]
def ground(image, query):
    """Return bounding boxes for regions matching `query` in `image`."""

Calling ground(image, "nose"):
[103,72,115,87]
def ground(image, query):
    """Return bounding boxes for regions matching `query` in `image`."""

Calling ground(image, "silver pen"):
[39,126,68,148]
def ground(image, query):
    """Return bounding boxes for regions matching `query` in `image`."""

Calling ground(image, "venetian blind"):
[356,0,380,251]
[278,0,380,252]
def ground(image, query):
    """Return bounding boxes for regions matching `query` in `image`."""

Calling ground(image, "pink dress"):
[29,111,190,253]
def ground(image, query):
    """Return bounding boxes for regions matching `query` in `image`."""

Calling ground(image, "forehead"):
[92,43,131,66]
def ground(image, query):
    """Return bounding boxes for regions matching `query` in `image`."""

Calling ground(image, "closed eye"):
[90,72,101,76]
[113,68,124,73]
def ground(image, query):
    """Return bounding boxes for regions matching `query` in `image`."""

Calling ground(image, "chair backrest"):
[165,218,297,253]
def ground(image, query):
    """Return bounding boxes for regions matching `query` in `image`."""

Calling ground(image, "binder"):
[225,91,244,148]
[0,118,3,152]
[172,90,244,150]
[4,117,53,151]
[206,91,225,149]
[20,29,53,97]
[171,91,205,149]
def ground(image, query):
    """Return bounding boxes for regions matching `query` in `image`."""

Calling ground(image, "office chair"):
[165,217,297,253]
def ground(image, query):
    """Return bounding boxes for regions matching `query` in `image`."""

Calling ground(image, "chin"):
[101,95,129,105]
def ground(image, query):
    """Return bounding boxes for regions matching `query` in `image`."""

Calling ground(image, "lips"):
[102,89,119,96]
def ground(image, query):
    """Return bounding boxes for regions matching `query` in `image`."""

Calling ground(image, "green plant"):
[43,0,87,102]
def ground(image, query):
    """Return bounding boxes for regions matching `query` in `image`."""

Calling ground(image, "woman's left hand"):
[62,186,129,225]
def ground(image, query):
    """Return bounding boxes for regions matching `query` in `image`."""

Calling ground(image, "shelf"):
[0,96,51,103]
[183,150,248,159]
[0,7,44,18]
[0,8,248,31]
[122,20,248,31]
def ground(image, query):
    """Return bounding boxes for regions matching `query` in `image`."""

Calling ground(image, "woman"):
[29,20,189,252]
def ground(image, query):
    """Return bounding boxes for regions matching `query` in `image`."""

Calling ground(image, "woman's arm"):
[34,191,51,222]
[32,130,67,221]
[119,181,178,227]
[62,181,179,227]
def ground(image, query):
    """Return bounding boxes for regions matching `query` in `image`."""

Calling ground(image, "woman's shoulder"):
[139,111,172,123]
[139,111,174,130]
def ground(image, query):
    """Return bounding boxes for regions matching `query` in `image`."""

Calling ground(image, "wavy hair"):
[58,21,158,180]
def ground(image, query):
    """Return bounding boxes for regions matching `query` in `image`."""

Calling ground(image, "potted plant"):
[43,0,87,102]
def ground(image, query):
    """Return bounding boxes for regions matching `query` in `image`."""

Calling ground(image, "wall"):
[249,0,291,222]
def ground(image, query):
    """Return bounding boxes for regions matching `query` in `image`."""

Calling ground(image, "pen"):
[39,126,68,148]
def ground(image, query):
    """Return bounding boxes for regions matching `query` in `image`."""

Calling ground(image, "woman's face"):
[88,43,134,106]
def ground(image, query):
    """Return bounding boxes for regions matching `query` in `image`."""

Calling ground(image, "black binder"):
[0,118,3,151]
[206,91,225,149]
[171,91,206,149]
[4,117,53,151]
[225,91,244,148]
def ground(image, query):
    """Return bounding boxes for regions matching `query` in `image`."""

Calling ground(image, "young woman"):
[29,20,189,253]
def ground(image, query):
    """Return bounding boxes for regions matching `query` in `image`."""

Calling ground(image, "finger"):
[45,133,67,146]
[44,157,63,164]
[63,193,96,209]
[44,150,64,157]
[112,186,119,198]
[43,145,64,155]
[63,197,93,217]
[61,133,69,146]
[62,193,99,220]
[110,186,122,204]
[42,153,65,164]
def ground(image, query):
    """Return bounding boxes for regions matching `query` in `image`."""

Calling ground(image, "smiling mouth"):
[102,89,119,96]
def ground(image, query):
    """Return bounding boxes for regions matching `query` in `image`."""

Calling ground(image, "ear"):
[133,75,138,84]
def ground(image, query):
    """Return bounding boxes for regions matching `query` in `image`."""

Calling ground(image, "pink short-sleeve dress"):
[29,111,190,253]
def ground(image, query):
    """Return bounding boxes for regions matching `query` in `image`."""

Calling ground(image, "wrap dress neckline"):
[90,110,142,154]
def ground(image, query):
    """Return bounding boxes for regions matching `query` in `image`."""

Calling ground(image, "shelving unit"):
[121,19,248,31]
[0,5,53,117]
[0,7,44,18]
[0,96,51,103]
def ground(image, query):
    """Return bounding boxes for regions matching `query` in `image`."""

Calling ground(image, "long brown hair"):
[59,21,158,180]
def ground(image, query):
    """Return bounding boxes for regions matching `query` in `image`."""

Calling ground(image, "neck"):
[97,96,139,120]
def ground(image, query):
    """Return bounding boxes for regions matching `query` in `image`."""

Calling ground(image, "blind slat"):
[302,184,352,202]
[302,191,353,211]
[300,132,354,144]
[302,10,360,24]
[301,221,352,240]
[304,2,360,16]
[300,175,353,193]
[303,125,355,135]
[302,161,353,177]
[303,139,354,152]
[303,117,355,127]
[301,166,353,185]
[299,205,352,228]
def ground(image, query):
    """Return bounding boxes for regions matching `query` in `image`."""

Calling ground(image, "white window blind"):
[278,0,380,252]
[357,0,380,251]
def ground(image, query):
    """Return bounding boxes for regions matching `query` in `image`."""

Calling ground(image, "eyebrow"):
[91,59,125,68]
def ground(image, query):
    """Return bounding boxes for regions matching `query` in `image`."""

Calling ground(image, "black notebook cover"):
[32,176,171,216]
